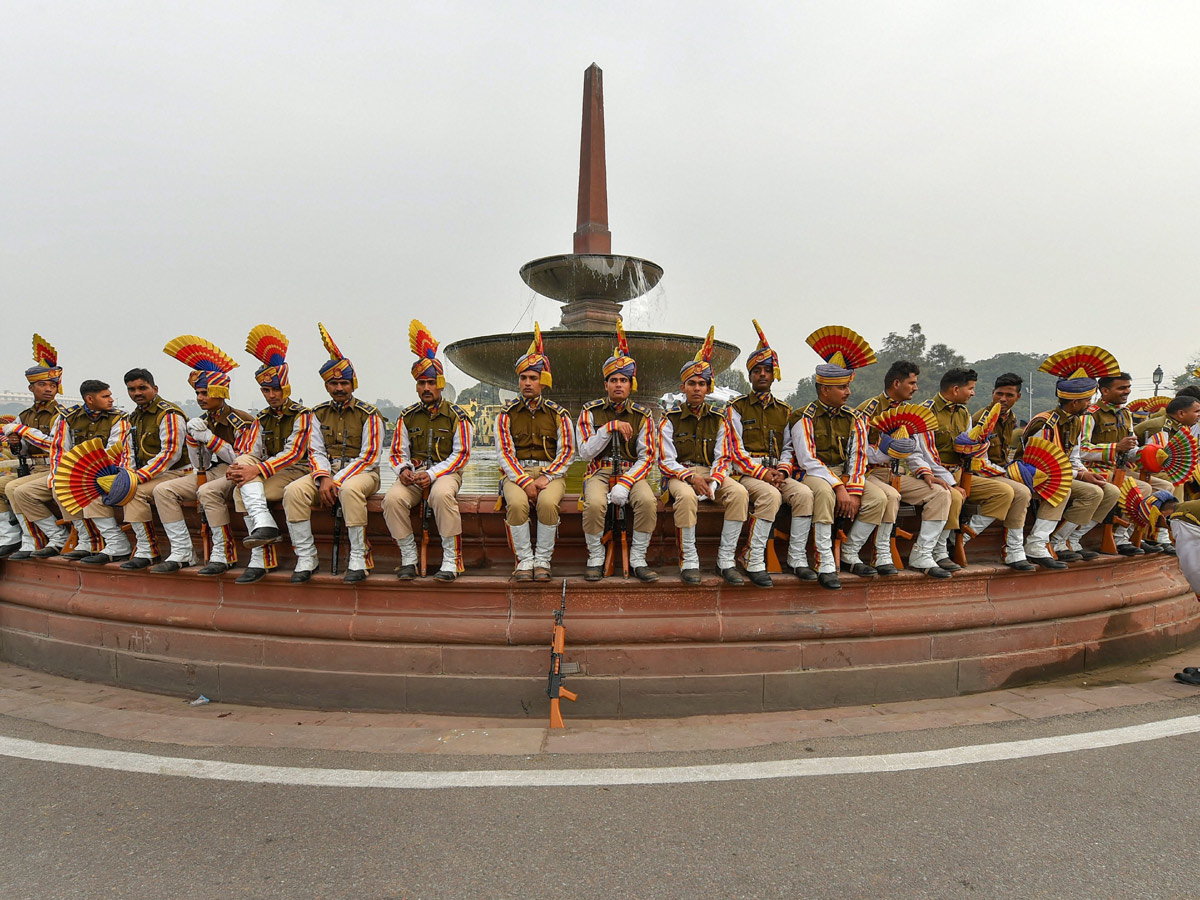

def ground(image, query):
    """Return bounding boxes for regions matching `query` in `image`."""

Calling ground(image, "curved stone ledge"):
[2,550,1198,717]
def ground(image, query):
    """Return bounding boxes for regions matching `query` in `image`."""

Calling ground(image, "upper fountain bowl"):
[520,254,664,303]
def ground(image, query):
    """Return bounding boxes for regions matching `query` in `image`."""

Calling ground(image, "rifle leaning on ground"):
[546,579,580,729]
[330,429,348,576]
[602,430,630,578]
[418,426,435,577]
[952,451,975,568]
[193,430,211,563]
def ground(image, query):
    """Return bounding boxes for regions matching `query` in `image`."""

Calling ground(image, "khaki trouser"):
[942,469,1012,529]
[1038,479,1120,524]
[664,466,750,528]
[232,456,309,513]
[6,472,73,522]
[383,472,463,539]
[83,469,187,523]
[501,466,567,527]
[808,466,888,526]
[0,463,49,514]
[197,475,237,527]
[736,475,813,521]
[987,475,1032,529]
[283,470,380,527]
[153,464,229,524]
[581,474,657,535]
[866,467,951,522]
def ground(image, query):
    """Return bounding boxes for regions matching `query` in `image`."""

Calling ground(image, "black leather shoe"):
[196,562,229,576]
[915,565,953,579]
[434,569,457,582]
[120,557,154,570]
[817,572,842,590]
[149,560,189,573]
[235,566,268,584]
[394,564,417,580]
[584,565,603,582]
[243,527,280,547]
[533,567,552,582]
[680,568,702,585]
[1077,549,1100,560]
[513,568,533,582]
[1160,544,1178,556]
[0,542,21,558]
[60,549,93,560]
[745,569,773,588]
[719,567,745,586]
[1054,549,1081,562]
[1030,556,1068,570]
[874,563,899,577]
[1005,559,1038,572]
[633,566,658,583]
[80,552,130,565]
[291,568,316,584]
[1116,543,1143,556]
[30,546,62,559]
[786,564,819,582]
[343,568,367,583]
[6,549,33,560]
[936,558,962,572]
[840,561,876,577]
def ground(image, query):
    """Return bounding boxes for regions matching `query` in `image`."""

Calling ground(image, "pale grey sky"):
[3,1,1198,407]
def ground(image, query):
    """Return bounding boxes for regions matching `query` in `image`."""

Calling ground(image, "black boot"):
[1030,555,1068,570]
[242,527,280,548]
[235,567,268,584]
[718,567,745,586]
[149,559,190,573]
[394,564,417,580]
[680,568,702,585]
[840,561,876,577]
[817,572,842,590]
[745,569,773,588]
[343,568,368,583]
[30,546,63,559]
[633,566,658,583]
[196,561,229,576]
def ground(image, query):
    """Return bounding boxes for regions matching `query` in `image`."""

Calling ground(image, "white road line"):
[1,714,1198,789]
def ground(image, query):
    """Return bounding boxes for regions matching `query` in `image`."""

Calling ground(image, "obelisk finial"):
[574,63,611,255]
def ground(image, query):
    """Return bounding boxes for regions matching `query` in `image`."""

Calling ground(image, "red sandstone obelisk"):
[573,63,611,255]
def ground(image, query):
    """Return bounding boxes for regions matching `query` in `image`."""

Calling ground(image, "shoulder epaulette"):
[1085,403,1100,414]
[630,401,651,416]
[226,409,253,430]
[857,396,881,417]
[450,403,472,422]
[730,393,749,404]
[500,397,522,414]
[541,398,567,416]
[400,401,423,417]
[63,404,83,417]
[582,398,605,412]
[707,400,726,415]
[311,400,333,413]
[352,398,381,417]
[665,402,683,417]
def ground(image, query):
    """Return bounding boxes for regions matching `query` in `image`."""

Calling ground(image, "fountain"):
[446,64,739,413]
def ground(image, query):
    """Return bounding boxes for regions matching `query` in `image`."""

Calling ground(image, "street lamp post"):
[1154,365,1164,395]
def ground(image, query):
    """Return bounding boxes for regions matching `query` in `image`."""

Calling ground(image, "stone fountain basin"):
[519,254,664,302]
[445,330,740,412]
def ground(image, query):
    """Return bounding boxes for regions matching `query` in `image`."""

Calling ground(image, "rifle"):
[418,425,434,577]
[952,451,975,567]
[194,425,211,563]
[602,429,630,577]
[331,428,348,575]
[546,579,580,729]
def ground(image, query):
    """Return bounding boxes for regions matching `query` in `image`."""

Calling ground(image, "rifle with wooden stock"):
[546,579,580,729]
[331,429,348,576]
[602,430,630,578]
[418,426,434,577]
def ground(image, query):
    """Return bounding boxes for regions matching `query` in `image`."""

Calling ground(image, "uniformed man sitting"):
[659,328,750,585]
[577,318,659,582]
[151,335,250,573]
[723,320,815,587]
[855,360,955,578]
[282,325,384,584]
[382,320,473,582]
[226,324,315,584]
[1079,371,1162,556]
[788,326,887,590]
[919,369,1027,570]
[496,323,575,582]
[1021,346,1122,566]
[1135,394,1200,552]
[0,335,68,558]
[9,378,128,561]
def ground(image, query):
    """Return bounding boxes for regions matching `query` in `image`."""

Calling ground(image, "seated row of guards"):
[2,321,1199,592]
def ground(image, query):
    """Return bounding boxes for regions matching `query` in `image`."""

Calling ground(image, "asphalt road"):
[2,700,1199,900]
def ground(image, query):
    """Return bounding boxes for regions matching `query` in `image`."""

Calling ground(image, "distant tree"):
[1173,354,1200,391]
[716,366,750,394]
[879,323,927,361]
[785,376,816,410]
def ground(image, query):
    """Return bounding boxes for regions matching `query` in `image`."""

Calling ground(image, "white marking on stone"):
[1,714,1198,789]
